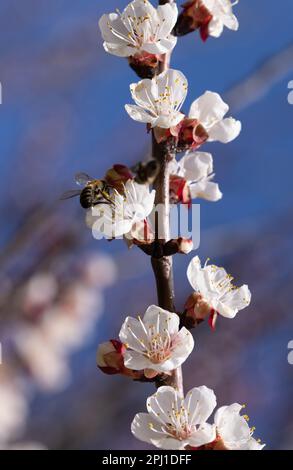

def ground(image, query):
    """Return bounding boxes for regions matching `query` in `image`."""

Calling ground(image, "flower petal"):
[208,17,224,38]
[131,412,166,444]
[171,327,194,364]
[123,350,151,370]
[179,152,213,181]
[208,117,242,143]
[130,78,158,109]
[238,438,265,450]
[223,14,239,31]
[217,285,251,318]
[189,180,223,202]
[119,316,148,352]
[99,13,129,46]
[125,104,156,125]
[215,404,251,448]
[184,385,217,425]
[188,423,217,447]
[143,305,179,337]
[186,256,212,297]
[157,69,188,112]
[155,112,185,129]
[150,436,187,450]
[157,3,178,39]
[143,37,177,55]
[189,91,229,130]
[147,386,180,423]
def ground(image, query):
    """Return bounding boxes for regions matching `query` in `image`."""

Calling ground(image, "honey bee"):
[61,173,115,209]
[131,160,160,185]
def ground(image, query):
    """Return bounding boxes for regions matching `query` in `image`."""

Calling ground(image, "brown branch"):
[151,0,184,396]
[151,135,184,395]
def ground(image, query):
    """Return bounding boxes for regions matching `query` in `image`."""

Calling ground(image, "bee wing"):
[75,172,93,186]
[60,190,82,200]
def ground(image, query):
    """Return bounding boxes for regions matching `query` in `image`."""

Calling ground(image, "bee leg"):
[92,201,112,206]
[101,191,115,206]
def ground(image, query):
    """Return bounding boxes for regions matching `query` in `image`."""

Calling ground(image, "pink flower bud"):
[97,340,144,379]
[97,340,125,375]
[170,175,190,205]
[128,52,162,79]
[184,292,212,328]
[174,1,212,41]
[176,118,209,152]
[177,238,194,254]
[144,369,159,380]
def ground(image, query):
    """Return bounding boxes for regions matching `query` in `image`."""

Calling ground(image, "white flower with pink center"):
[99,0,178,58]
[119,305,194,376]
[125,69,188,128]
[131,385,216,449]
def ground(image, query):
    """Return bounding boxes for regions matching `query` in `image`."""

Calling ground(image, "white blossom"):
[82,254,117,288]
[214,403,265,450]
[23,273,57,311]
[202,0,239,38]
[3,442,47,450]
[189,91,241,144]
[99,0,178,57]
[171,151,222,201]
[125,69,188,128]
[0,381,28,444]
[187,256,251,319]
[88,180,155,239]
[119,305,194,375]
[131,385,216,449]
[13,326,71,391]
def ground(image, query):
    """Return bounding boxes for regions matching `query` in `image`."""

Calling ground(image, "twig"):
[151,0,184,397]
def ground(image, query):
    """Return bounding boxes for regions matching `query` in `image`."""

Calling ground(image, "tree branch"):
[151,0,184,396]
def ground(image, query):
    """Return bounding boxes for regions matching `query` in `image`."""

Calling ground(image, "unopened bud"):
[183,292,212,328]
[128,53,161,79]
[97,340,125,375]
[144,369,159,379]
[176,118,209,153]
[170,175,190,205]
[177,238,194,254]
[97,340,144,379]
[174,1,212,41]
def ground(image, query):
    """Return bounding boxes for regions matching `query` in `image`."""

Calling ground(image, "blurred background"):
[0,0,292,450]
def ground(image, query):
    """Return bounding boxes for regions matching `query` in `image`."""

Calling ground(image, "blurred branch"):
[225,43,293,113]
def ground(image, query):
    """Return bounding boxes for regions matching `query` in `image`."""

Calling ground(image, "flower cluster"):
[132,385,264,450]
[92,0,265,452]
[125,70,241,149]
[0,254,116,449]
